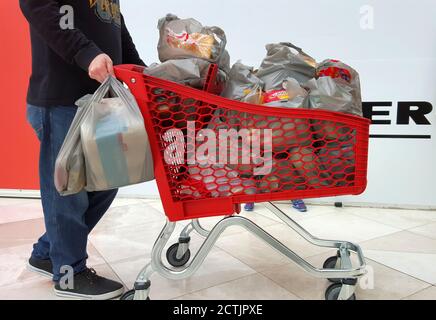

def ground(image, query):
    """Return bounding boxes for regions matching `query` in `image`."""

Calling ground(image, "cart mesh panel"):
[146,86,361,202]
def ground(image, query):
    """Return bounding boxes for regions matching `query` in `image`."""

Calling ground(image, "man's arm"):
[20,0,113,82]
[20,0,102,70]
[121,14,146,66]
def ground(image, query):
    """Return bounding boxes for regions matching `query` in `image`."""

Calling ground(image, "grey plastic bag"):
[306,76,359,141]
[54,82,111,196]
[157,14,230,73]
[256,42,317,91]
[81,77,154,192]
[144,58,214,89]
[305,77,359,115]
[55,77,154,196]
[221,61,264,104]
[213,61,264,131]
[317,59,363,116]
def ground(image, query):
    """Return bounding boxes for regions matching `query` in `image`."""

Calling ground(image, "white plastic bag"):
[54,86,109,196]
[55,77,154,196]
[81,77,154,192]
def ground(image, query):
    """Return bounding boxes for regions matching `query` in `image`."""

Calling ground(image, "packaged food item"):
[167,30,215,59]
[263,78,309,109]
[256,42,317,91]
[157,14,230,73]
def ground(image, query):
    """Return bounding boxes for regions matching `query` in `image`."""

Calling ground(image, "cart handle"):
[114,64,145,84]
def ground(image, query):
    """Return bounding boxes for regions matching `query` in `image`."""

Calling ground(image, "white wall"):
[119,0,436,208]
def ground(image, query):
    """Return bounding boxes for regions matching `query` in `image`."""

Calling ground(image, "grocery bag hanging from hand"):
[80,76,154,192]
[55,77,154,196]
[54,80,113,196]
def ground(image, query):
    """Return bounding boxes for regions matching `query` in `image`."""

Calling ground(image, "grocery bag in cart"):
[157,13,230,73]
[256,42,317,90]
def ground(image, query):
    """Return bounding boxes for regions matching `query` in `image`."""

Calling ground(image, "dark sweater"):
[20,0,145,107]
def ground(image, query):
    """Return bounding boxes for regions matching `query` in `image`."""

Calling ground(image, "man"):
[20,0,145,300]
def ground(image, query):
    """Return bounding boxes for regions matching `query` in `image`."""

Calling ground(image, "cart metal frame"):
[127,202,366,301]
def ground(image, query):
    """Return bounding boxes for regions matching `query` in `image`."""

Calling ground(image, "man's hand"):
[88,54,114,83]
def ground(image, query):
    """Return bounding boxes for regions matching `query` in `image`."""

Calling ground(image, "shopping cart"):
[114,64,371,300]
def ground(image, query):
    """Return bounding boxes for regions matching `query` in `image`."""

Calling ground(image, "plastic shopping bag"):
[221,61,264,104]
[157,14,230,72]
[256,42,317,91]
[306,76,356,113]
[216,61,264,130]
[144,58,215,89]
[306,76,359,141]
[80,77,154,192]
[54,87,110,196]
[317,59,363,117]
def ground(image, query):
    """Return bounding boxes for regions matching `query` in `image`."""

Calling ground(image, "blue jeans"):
[27,104,118,281]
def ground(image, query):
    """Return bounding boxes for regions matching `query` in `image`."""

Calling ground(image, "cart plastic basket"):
[114,64,370,222]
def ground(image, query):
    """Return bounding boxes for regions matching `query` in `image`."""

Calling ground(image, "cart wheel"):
[325,283,356,301]
[323,256,342,283]
[167,243,191,268]
[120,290,150,301]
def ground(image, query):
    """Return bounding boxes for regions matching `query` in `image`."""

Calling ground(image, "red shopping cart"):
[114,64,371,300]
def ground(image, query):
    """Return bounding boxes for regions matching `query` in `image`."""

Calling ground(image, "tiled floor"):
[1,197,436,300]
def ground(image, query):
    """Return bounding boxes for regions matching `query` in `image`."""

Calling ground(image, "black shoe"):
[27,257,53,279]
[54,268,124,300]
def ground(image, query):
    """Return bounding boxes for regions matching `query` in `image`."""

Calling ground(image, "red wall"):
[0,2,39,190]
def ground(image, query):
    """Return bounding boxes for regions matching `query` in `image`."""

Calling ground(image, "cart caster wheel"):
[167,243,191,268]
[325,283,356,301]
[323,256,342,284]
[120,290,150,301]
